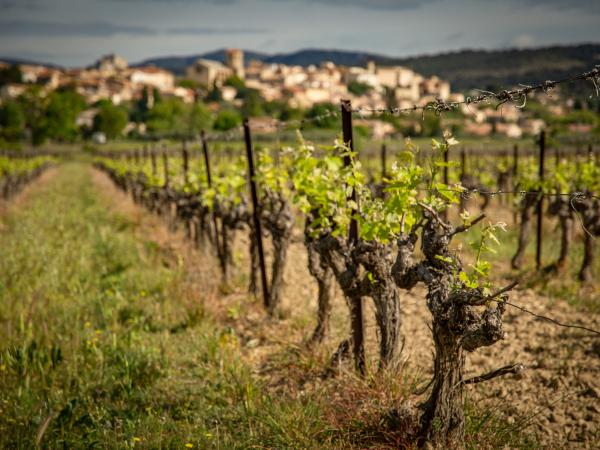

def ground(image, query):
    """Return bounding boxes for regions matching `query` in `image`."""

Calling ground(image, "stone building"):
[95,54,128,76]
[185,59,233,87]
[225,48,245,79]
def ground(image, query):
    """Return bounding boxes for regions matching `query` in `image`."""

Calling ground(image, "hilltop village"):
[0,49,586,143]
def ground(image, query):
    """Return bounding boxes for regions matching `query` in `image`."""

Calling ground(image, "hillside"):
[137,43,600,92]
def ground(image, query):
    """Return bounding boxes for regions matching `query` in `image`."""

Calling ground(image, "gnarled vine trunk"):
[580,233,595,282]
[547,197,573,271]
[355,241,403,368]
[392,213,514,448]
[511,193,537,269]
[268,229,291,315]
[248,225,259,295]
[306,239,334,346]
[419,324,465,447]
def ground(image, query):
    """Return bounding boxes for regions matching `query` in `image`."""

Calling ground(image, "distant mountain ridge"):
[136,43,600,92]
[0,57,60,68]
[133,48,381,74]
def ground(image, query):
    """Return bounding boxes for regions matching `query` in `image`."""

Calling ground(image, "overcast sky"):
[1,0,599,67]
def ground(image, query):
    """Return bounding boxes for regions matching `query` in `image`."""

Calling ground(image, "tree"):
[0,64,22,87]
[422,113,441,137]
[43,89,86,142]
[187,102,213,134]
[0,100,26,141]
[304,103,338,129]
[213,110,241,131]
[145,97,187,136]
[205,81,222,102]
[224,75,245,91]
[241,89,265,117]
[347,81,372,97]
[144,97,212,138]
[177,78,199,90]
[93,102,128,139]
[278,104,304,122]
[11,87,84,145]
[17,86,49,145]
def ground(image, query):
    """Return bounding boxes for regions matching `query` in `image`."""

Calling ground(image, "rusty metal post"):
[201,130,221,255]
[341,99,365,375]
[182,140,189,185]
[162,144,169,187]
[536,131,546,271]
[441,139,450,221]
[151,147,157,177]
[381,142,387,180]
[243,119,270,310]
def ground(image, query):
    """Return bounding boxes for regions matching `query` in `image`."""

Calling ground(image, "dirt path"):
[0,167,58,220]
[91,167,600,448]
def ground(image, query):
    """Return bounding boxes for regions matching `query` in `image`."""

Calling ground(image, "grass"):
[0,163,331,449]
[0,163,539,448]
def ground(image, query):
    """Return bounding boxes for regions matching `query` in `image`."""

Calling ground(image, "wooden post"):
[536,131,546,271]
[243,119,270,310]
[162,145,169,187]
[341,99,365,375]
[201,130,221,253]
[460,148,466,179]
[151,147,157,177]
[512,144,519,224]
[182,140,189,185]
[381,142,387,180]
[442,138,450,221]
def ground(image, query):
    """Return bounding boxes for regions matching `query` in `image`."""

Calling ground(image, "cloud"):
[0,0,42,9]
[0,20,267,38]
[0,20,157,37]
[101,0,236,3]
[445,31,464,42]
[165,26,267,35]
[513,0,600,14]
[510,34,536,48]
[278,0,440,10]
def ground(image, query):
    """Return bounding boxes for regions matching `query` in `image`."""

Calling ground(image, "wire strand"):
[503,300,600,336]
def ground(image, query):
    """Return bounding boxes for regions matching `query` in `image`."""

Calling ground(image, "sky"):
[1,0,599,67]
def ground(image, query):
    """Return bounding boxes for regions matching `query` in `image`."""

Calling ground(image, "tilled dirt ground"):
[92,168,600,449]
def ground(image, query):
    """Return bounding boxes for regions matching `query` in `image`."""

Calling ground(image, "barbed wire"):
[415,186,600,201]
[153,65,600,141]
[234,65,600,132]
[347,65,600,117]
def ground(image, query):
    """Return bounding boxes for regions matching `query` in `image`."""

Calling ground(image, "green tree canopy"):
[347,81,372,97]
[240,89,265,117]
[0,64,22,87]
[93,102,128,139]
[0,100,26,141]
[304,102,338,129]
[146,97,212,137]
[224,75,245,90]
[43,89,86,142]
[213,109,242,131]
